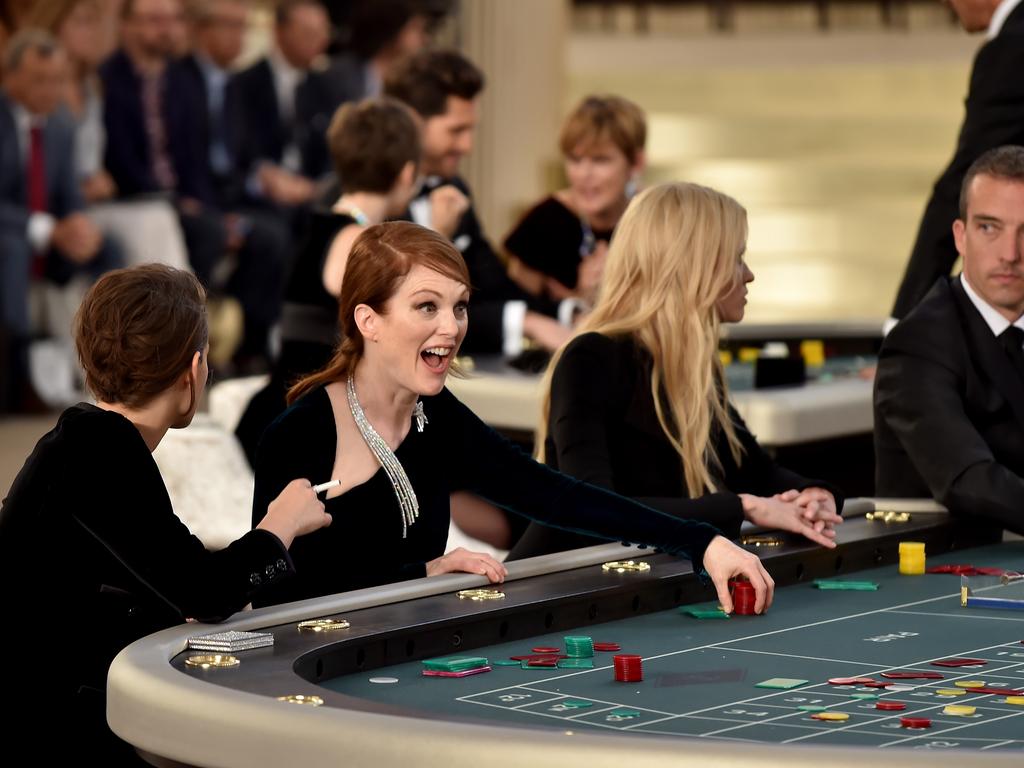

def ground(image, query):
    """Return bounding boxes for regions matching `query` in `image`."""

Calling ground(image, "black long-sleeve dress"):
[252,385,729,606]
[0,404,295,760]
[507,332,843,560]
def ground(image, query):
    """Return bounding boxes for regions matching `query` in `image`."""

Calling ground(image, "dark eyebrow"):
[411,288,471,301]
[971,214,1002,224]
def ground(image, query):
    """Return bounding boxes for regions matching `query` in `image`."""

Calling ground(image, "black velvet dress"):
[251,385,729,606]
[507,332,844,560]
[0,404,294,761]
[503,196,614,292]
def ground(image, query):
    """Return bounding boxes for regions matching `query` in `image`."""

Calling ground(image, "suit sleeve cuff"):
[502,300,527,357]
[28,212,55,252]
[558,298,584,327]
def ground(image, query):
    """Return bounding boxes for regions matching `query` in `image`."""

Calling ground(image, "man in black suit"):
[875,145,1024,535]
[890,0,1024,319]
[0,30,121,411]
[229,0,334,214]
[384,49,571,356]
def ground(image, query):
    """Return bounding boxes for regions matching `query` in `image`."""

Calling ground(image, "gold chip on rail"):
[297,618,351,632]
[601,560,651,574]
[456,588,505,601]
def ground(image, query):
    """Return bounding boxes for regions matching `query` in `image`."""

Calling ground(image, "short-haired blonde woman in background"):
[504,95,646,306]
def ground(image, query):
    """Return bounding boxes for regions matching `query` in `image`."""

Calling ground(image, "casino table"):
[447,354,876,494]
[109,501,1023,768]
[446,355,873,448]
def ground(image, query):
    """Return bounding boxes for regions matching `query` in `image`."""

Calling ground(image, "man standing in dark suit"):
[384,49,571,356]
[0,29,121,411]
[890,0,1024,320]
[875,145,1024,535]
[229,0,333,214]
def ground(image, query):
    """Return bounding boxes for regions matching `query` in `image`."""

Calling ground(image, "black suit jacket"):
[99,50,212,203]
[229,58,333,191]
[178,54,245,209]
[508,332,841,559]
[403,176,559,355]
[0,94,82,232]
[0,404,293,743]
[891,4,1024,317]
[875,277,1024,533]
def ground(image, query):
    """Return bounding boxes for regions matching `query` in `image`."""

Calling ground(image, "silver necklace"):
[346,375,426,538]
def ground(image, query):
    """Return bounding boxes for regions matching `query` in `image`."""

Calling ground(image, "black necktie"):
[998,326,1024,384]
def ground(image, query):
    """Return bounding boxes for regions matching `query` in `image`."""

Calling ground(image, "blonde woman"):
[508,182,843,560]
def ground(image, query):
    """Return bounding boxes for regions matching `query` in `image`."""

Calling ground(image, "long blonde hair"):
[537,182,748,496]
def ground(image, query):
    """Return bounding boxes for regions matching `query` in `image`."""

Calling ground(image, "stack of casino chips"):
[730,578,756,615]
[613,654,643,682]
[421,656,491,677]
[564,636,594,658]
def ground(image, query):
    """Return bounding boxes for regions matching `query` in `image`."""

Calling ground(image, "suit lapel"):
[0,97,26,204]
[951,279,1024,432]
[256,60,286,152]
[43,118,62,204]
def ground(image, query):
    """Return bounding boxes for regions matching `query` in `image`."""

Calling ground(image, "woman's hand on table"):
[741,493,838,548]
[427,547,508,583]
[774,488,842,534]
[702,535,774,614]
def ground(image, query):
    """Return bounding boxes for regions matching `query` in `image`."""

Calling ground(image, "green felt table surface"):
[322,541,1024,753]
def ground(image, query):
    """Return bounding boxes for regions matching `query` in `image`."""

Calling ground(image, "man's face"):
[947,0,1000,32]
[420,96,478,178]
[5,48,69,117]
[275,3,329,70]
[196,0,248,68]
[954,173,1024,322]
[124,0,184,61]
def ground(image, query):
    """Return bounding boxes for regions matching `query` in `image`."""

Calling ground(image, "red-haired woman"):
[0,265,331,761]
[252,221,775,614]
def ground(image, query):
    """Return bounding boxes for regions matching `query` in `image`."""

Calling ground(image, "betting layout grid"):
[452,639,1022,747]
[447,628,1024,751]
[367,571,1024,751]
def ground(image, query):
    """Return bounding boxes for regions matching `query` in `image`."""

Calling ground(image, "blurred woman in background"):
[504,95,646,306]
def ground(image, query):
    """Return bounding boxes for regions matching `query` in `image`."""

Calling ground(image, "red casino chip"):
[875,701,906,711]
[531,646,560,654]
[730,580,757,616]
[880,671,943,680]
[900,717,931,729]
[613,654,643,683]
[593,642,622,652]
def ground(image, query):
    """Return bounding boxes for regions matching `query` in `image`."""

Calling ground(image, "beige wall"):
[458,0,569,247]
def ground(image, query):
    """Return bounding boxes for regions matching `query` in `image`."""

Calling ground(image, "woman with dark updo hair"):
[0,264,331,762]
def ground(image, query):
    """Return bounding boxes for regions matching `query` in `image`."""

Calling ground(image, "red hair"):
[287,221,470,403]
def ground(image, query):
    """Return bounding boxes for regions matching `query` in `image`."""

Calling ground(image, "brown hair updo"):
[74,264,208,408]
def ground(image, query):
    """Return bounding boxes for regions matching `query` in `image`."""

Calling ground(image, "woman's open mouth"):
[421,346,453,373]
